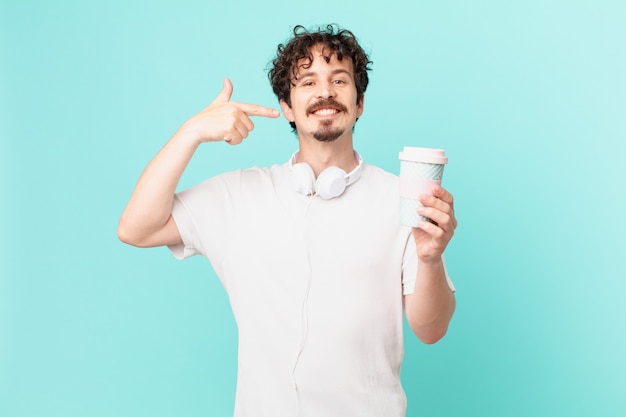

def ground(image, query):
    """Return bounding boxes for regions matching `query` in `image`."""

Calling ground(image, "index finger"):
[236,102,281,118]
[433,185,454,208]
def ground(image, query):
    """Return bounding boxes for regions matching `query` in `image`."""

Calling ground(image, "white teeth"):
[314,108,338,116]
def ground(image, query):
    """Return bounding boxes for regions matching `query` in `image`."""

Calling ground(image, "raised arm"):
[117,78,280,248]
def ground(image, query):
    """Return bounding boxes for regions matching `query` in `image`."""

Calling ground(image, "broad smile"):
[307,98,347,118]
[312,108,340,116]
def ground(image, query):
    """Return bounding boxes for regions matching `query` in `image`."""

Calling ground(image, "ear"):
[356,94,365,118]
[280,100,295,122]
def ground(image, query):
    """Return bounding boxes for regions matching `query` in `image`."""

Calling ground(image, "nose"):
[317,80,336,99]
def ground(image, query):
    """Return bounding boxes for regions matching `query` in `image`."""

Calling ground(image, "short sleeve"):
[166,172,240,271]
[167,193,203,260]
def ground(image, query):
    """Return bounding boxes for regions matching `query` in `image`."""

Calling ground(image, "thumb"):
[213,78,233,104]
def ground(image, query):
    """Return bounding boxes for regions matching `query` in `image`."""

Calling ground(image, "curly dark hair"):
[268,24,372,129]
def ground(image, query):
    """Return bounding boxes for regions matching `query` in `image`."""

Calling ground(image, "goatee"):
[313,120,344,142]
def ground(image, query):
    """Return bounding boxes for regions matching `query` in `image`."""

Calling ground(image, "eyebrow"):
[297,68,353,79]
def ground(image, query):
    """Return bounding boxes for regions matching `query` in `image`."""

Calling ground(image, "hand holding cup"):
[399,147,448,228]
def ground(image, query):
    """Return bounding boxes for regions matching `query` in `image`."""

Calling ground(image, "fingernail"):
[272,109,280,116]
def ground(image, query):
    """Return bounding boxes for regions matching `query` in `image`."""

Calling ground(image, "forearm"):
[405,258,456,344]
[118,131,199,245]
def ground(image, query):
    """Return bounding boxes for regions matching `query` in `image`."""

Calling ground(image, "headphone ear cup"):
[316,166,348,199]
[291,163,316,196]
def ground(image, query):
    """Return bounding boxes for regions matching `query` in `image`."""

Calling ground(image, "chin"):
[313,132,342,142]
[312,124,345,142]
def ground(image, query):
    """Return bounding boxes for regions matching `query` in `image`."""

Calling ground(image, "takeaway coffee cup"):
[398,147,448,227]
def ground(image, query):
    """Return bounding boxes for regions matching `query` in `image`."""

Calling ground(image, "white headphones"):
[289,150,363,199]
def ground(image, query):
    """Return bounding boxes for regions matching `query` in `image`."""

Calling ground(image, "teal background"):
[2,0,625,416]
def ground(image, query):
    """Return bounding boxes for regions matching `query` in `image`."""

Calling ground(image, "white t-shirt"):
[169,161,453,417]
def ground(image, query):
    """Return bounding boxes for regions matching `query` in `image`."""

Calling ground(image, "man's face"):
[280,44,364,142]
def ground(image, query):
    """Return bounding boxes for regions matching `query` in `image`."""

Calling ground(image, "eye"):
[302,80,314,87]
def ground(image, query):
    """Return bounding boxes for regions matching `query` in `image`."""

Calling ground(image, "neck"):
[296,137,358,177]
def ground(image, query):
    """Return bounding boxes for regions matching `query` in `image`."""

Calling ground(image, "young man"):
[118,25,457,417]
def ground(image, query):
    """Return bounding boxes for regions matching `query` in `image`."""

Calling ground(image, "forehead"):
[293,44,354,79]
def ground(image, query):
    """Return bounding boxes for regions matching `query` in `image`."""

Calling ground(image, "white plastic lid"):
[398,146,448,164]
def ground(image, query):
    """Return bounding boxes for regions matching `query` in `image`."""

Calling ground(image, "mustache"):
[306,98,348,114]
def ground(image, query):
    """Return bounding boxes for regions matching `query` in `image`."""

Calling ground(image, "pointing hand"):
[179,78,280,145]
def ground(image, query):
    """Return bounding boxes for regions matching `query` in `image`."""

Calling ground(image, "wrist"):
[418,254,443,268]
[172,128,203,150]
